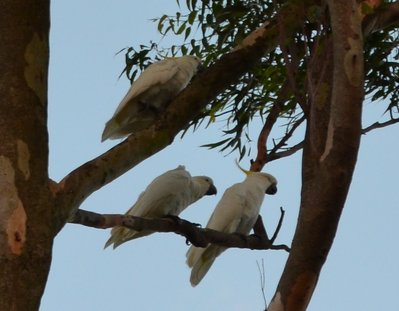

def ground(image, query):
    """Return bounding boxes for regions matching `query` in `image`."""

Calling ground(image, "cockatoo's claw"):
[163,215,181,224]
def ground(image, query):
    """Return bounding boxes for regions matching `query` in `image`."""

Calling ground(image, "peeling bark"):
[6,203,27,256]
[17,139,31,180]
[0,156,26,256]
[0,1,52,310]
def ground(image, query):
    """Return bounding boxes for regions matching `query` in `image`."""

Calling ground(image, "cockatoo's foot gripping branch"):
[70,209,290,252]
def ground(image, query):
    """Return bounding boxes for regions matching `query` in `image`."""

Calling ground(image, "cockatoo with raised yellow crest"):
[104,165,216,249]
[102,55,202,141]
[186,164,277,286]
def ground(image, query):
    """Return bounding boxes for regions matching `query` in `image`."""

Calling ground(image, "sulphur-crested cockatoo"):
[186,165,277,286]
[102,55,202,141]
[104,165,216,249]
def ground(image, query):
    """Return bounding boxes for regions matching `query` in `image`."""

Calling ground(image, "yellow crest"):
[235,160,252,175]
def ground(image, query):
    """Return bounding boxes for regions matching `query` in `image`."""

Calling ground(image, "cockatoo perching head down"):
[104,165,216,249]
[186,165,277,286]
[102,55,202,141]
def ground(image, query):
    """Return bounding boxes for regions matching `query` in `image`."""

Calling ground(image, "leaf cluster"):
[120,0,399,158]
[364,26,399,117]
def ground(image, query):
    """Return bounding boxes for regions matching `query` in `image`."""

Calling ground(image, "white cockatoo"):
[186,165,277,286]
[104,165,217,249]
[102,55,202,141]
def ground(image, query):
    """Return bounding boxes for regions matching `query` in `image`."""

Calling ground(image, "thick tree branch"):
[70,209,290,252]
[274,0,307,112]
[250,83,289,172]
[268,1,364,310]
[363,1,399,35]
[53,0,316,234]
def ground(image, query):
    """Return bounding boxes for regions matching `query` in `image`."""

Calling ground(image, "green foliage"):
[121,0,399,158]
[364,27,399,116]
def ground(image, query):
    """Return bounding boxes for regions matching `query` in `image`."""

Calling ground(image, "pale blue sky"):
[42,1,399,310]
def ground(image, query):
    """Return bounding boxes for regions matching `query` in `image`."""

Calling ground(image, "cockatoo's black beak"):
[206,184,217,195]
[266,184,277,195]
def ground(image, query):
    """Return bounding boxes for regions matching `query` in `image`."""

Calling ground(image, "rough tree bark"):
[0,1,52,310]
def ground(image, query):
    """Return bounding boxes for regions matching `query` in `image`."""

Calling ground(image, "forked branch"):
[70,209,290,252]
[362,118,399,134]
[250,83,289,172]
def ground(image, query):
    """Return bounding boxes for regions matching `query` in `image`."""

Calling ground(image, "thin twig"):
[256,259,268,309]
[361,118,399,134]
[269,116,306,154]
[270,207,286,244]
[267,141,304,162]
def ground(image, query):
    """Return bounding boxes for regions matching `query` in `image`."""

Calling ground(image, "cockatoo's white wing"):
[113,59,180,115]
[104,165,216,249]
[187,183,251,263]
[104,166,189,248]
[187,171,277,286]
[102,55,201,141]
[187,184,246,285]
[128,165,192,217]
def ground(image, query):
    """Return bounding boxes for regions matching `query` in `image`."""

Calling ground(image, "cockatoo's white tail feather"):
[102,119,118,141]
[188,244,224,286]
[186,245,203,268]
[104,226,151,249]
[190,256,216,287]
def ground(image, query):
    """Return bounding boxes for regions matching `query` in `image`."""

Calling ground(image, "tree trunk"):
[268,1,364,310]
[0,1,51,310]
